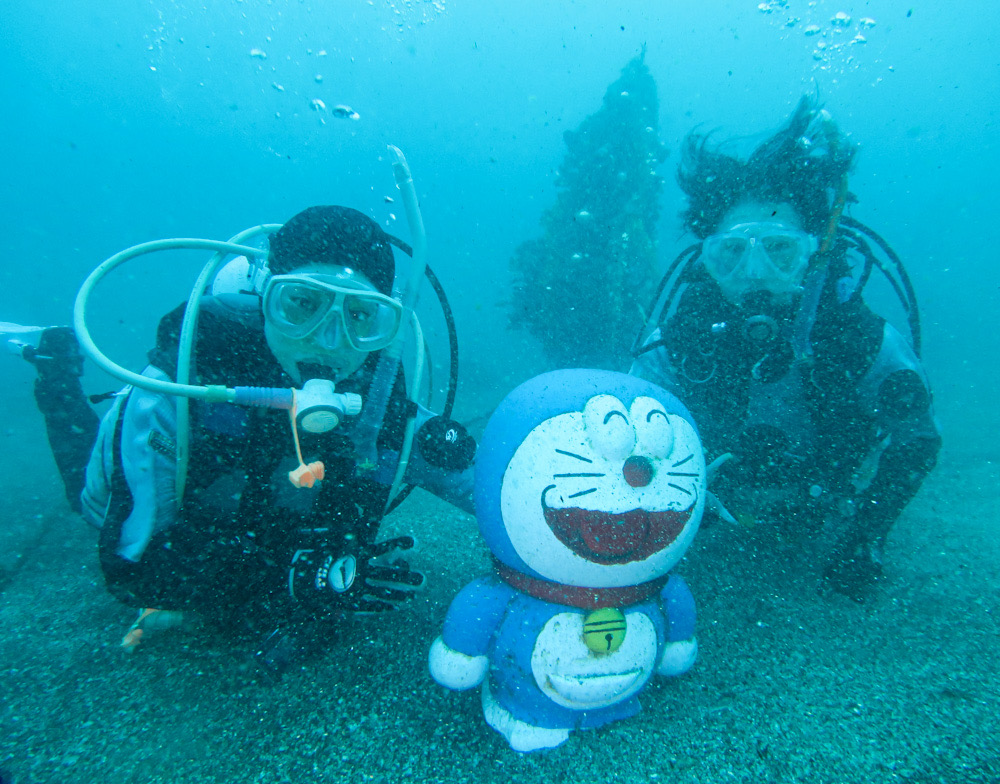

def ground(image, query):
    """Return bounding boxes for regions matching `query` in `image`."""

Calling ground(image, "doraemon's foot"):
[481,681,570,753]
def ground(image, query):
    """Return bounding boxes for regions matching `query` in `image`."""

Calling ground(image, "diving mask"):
[262,273,402,353]
[701,223,817,299]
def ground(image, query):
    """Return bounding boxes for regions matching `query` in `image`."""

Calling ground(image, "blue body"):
[440,573,696,730]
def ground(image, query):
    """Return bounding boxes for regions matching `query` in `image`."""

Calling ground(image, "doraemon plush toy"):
[429,369,706,752]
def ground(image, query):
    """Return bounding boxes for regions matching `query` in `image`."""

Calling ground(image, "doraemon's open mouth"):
[541,486,694,564]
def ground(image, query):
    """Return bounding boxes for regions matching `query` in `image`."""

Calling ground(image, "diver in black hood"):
[631,97,941,600]
[4,194,476,674]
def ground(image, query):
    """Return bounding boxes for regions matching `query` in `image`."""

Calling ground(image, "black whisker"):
[555,449,593,463]
[668,483,693,495]
[553,472,606,478]
[672,454,694,467]
[568,488,598,499]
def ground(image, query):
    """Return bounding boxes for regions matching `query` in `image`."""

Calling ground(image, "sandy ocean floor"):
[0,436,997,783]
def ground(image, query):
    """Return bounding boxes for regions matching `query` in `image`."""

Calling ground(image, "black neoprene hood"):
[268,205,396,295]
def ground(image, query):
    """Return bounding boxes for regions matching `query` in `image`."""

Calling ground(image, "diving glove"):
[288,535,426,615]
[415,416,476,471]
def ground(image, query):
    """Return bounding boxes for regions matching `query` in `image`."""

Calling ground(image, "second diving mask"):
[262,273,403,353]
[701,223,817,292]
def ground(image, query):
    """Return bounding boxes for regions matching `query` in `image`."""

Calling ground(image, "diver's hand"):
[289,536,425,615]
[415,417,476,471]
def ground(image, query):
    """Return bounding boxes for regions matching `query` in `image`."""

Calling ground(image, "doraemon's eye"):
[582,394,635,461]
[630,396,674,458]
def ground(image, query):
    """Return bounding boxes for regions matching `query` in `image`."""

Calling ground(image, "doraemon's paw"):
[657,636,698,676]
[429,636,488,690]
[482,681,570,753]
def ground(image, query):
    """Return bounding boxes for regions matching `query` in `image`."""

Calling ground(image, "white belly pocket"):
[530,611,657,710]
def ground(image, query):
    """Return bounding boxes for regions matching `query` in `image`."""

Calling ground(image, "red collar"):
[493,559,666,610]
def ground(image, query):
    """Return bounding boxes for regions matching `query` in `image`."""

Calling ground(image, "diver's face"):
[701,202,816,305]
[263,264,374,384]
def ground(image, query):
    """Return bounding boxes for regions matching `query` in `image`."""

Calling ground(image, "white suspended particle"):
[332,104,360,120]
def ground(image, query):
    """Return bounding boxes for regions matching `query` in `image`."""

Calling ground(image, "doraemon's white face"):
[500,394,706,587]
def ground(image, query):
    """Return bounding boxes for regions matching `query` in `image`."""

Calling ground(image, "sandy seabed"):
[0,441,997,784]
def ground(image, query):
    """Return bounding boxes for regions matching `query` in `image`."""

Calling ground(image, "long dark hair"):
[678,96,857,238]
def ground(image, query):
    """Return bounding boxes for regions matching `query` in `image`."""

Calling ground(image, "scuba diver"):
[2,154,476,673]
[630,97,941,601]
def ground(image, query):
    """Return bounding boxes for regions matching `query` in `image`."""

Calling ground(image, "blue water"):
[1,1,998,780]
[3,1,996,431]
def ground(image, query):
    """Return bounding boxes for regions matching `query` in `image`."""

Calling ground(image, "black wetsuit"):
[631,262,941,568]
[73,300,472,632]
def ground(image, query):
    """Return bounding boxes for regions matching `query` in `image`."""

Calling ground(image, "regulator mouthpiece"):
[295,379,363,434]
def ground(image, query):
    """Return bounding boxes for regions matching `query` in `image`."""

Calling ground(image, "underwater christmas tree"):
[509,52,667,369]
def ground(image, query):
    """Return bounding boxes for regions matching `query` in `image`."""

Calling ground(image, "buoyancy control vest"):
[654,259,886,496]
[86,297,413,610]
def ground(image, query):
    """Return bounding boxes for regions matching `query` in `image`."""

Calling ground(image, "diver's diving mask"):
[262,273,403,353]
[701,223,818,297]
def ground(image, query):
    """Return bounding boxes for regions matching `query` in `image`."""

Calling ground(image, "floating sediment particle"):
[332,104,361,120]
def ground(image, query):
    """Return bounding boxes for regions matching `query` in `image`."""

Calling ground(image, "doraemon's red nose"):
[622,455,654,487]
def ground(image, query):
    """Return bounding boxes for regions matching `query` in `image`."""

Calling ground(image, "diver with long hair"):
[631,97,941,600]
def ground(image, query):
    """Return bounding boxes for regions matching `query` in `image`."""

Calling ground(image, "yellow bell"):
[582,607,627,654]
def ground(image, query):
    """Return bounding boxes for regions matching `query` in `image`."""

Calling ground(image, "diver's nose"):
[743,241,769,279]
[319,314,346,350]
[623,455,654,488]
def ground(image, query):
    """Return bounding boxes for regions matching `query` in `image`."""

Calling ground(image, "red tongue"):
[578,508,649,555]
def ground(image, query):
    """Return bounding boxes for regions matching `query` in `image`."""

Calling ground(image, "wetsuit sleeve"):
[97,368,278,611]
[852,323,941,545]
[392,404,476,514]
[112,372,179,561]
